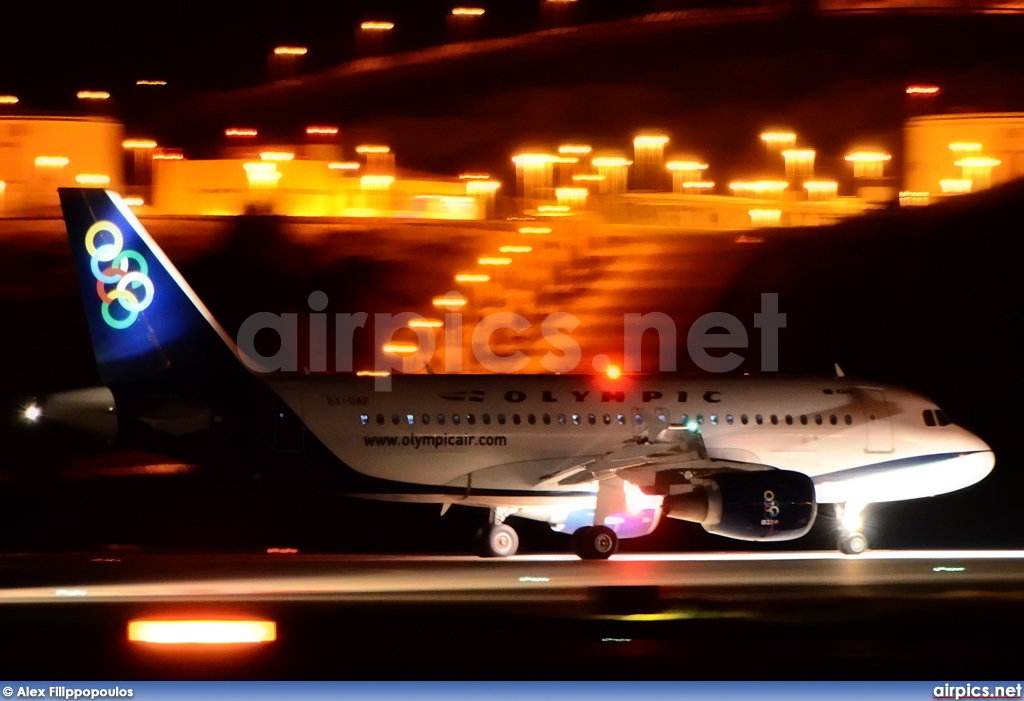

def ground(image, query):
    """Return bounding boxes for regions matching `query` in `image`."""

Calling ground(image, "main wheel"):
[839,531,868,555]
[476,523,519,557]
[571,525,618,560]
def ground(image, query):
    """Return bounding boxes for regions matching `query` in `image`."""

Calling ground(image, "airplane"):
[31,188,995,559]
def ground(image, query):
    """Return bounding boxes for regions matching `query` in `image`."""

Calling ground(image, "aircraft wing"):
[535,425,712,488]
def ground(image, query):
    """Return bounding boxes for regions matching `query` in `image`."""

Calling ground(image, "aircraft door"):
[860,388,893,454]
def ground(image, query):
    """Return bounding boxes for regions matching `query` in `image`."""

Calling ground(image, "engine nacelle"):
[662,469,817,541]
[40,386,118,440]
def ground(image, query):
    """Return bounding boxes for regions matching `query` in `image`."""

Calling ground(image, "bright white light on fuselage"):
[23,404,42,422]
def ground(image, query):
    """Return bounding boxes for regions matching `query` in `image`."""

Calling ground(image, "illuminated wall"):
[904,113,1024,195]
[0,116,124,216]
[151,159,481,219]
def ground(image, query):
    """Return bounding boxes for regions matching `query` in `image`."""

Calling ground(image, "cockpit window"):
[935,410,952,426]
[923,410,936,427]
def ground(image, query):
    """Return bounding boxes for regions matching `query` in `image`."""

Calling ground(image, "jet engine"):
[662,469,817,541]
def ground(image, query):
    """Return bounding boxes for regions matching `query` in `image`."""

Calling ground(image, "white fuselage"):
[269,373,994,532]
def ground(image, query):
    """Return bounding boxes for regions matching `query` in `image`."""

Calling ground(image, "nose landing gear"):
[836,502,868,555]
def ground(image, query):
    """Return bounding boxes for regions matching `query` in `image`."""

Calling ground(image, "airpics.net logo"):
[235,291,787,391]
[85,220,154,330]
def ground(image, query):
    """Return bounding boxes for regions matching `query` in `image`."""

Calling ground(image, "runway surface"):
[2,550,1024,604]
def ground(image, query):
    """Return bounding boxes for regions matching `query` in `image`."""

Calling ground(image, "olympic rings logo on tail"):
[85,220,154,329]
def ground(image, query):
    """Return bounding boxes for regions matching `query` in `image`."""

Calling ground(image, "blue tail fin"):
[59,188,248,389]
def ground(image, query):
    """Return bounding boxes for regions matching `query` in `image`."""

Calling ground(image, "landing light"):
[128,620,276,644]
[23,404,42,423]
[605,365,622,380]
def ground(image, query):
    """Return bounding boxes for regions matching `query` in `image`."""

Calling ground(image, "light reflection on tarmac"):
[1,550,1022,604]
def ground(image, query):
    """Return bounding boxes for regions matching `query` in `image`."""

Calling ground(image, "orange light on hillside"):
[260,151,295,161]
[466,180,501,195]
[0,95,19,104]
[382,342,419,355]
[949,142,982,153]
[274,46,307,55]
[35,156,70,168]
[682,181,715,190]
[512,153,558,166]
[408,319,443,329]
[77,91,110,100]
[136,80,167,86]
[452,7,485,15]
[478,257,512,266]
[591,157,632,168]
[455,273,490,283]
[571,174,605,182]
[459,173,491,179]
[75,174,111,185]
[306,125,339,135]
[225,128,258,137]
[128,620,277,644]
[432,295,467,309]
[355,144,391,154]
[122,197,145,207]
[519,226,552,234]
[906,85,940,94]
[361,21,394,30]
[328,162,360,170]
[499,245,532,253]
[558,144,591,154]
[356,370,391,377]
[122,139,157,149]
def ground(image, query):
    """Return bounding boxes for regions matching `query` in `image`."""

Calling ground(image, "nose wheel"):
[570,525,618,560]
[836,502,869,555]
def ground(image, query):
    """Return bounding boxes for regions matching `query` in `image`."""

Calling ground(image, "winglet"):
[834,363,845,378]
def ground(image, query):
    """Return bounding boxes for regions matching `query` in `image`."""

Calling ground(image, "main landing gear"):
[570,525,618,560]
[836,502,868,555]
[475,508,520,557]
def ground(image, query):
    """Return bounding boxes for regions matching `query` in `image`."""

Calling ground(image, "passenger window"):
[467,414,476,425]
[603,414,612,425]
[741,414,748,425]
[696,414,704,425]
[543,414,551,425]
[406,414,415,425]
[513,414,521,425]
[710,414,718,426]
[422,413,430,425]
[391,414,400,425]
[770,415,778,425]
[755,414,763,425]
[376,413,385,425]
[800,415,808,425]
[498,414,506,425]
[844,415,852,425]
[588,414,596,425]
[829,414,837,425]
[634,413,643,425]
[572,414,581,426]
[922,410,936,427]
[936,410,952,426]
[482,414,491,425]
[528,414,536,425]
[558,414,567,425]
[815,415,822,425]
[726,414,733,425]
[360,414,369,426]
[785,415,793,425]
[452,414,461,425]
[680,414,688,425]
[617,414,625,425]
[437,414,446,425]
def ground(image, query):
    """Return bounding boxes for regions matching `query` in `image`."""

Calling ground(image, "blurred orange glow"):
[34,156,70,168]
[153,151,184,161]
[122,139,157,149]
[328,161,360,170]
[266,547,298,554]
[954,157,1001,167]
[466,180,501,194]
[844,151,891,162]
[519,226,552,234]
[122,197,145,207]
[499,245,532,253]
[782,149,815,160]
[940,179,973,193]
[459,173,491,179]
[478,257,512,266]
[634,135,669,147]
[75,174,111,185]
[906,85,940,94]
[605,364,622,380]
[571,174,604,181]
[260,151,295,161]
[682,181,715,190]
[666,161,708,171]
[361,21,394,30]
[729,180,788,196]
[136,80,167,86]
[274,46,307,55]
[0,95,18,104]
[382,342,419,355]
[749,208,782,226]
[408,319,443,329]
[225,128,258,137]
[361,175,395,190]
[537,205,571,214]
[455,273,490,283]
[0,181,7,194]
[559,144,592,154]
[512,153,558,166]
[452,7,485,15]
[432,295,468,309]
[899,191,930,206]
[243,162,277,173]
[128,620,276,644]
[760,131,796,144]
[592,157,632,167]
[77,91,110,100]
[306,126,339,135]
[356,370,391,377]
[555,187,587,198]
[948,142,982,152]
[555,156,579,164]
[356,144,391,154]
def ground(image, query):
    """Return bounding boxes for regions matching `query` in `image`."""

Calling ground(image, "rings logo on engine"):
[762,489,780,526]
[86,220,154,330]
